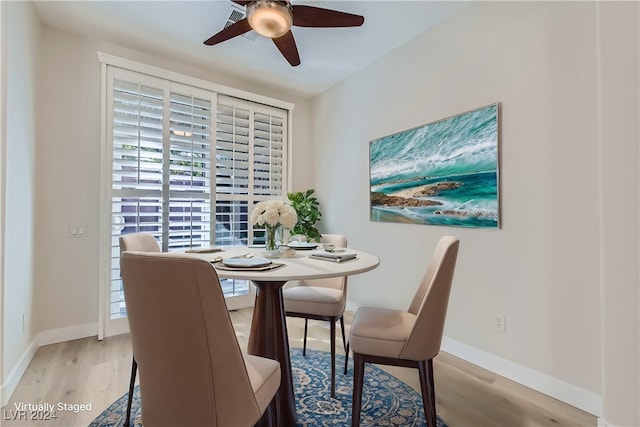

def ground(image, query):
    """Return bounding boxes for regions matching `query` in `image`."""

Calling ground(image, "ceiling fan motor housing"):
[247,0,293,38]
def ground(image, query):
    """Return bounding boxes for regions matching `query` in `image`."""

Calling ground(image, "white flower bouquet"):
[250,200,298,250]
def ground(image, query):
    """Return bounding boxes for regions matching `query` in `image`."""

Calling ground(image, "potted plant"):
[287,189,322,242]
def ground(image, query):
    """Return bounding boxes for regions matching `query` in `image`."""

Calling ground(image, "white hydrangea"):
[250,201,268,225]
[250,200,298,229]
[279,209,297,228]
[263,208,280,226]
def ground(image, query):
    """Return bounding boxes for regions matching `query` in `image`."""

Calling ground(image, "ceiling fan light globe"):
[247,1,293,38]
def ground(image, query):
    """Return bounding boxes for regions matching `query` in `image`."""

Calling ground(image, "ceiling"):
[33,1,470,98]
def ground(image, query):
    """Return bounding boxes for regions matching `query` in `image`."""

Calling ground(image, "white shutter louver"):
[216,99,250,194]
[112,80,164,192]
[253,110,285,196]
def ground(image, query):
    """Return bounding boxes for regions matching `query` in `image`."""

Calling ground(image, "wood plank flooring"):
[1,308,596,427]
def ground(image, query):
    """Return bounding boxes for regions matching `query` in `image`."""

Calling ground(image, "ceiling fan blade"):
[272,31,301,67]
[292,5,364,28]
[203,18,252,46]
[231,0,252,5]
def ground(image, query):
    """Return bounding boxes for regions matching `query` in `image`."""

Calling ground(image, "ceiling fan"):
[204,0,365,67]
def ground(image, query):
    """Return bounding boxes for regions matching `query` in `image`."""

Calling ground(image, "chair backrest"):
[321,234,347,248]
[400,236,460,361]
[120,252,263,426]
[119,232,160,253]
[304,234,348,290]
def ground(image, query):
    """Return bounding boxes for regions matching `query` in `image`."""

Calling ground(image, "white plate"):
[287,242,317,250]
[222,257,272,268]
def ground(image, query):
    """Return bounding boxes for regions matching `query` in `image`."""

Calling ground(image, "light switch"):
[69,224,87,238]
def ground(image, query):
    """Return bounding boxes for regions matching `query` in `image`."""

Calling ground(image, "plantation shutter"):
[215,95,288,247]
[108,70,218,319]
[167,92,213,250]
[253,108,285,196]
[110,77,165,319]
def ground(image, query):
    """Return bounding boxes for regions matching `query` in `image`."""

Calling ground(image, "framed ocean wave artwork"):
[369,103,501,228]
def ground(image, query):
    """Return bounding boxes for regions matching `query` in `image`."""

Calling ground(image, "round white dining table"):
[186,246,380,427]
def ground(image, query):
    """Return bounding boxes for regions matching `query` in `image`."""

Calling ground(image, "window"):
[100,59,291,337]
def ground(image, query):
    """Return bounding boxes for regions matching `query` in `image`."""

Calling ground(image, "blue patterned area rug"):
[89,348,447,427]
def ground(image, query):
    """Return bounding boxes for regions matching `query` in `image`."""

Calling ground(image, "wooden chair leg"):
[351,353,365,427]
[418,359,437,427]
[427,359,437,426]
[339,316,346,354]
[344,341,349,374]
[302,318,308,356]
[124,356,137,427]
[330,319,336,398]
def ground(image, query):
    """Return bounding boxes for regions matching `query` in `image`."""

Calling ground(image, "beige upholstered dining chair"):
[120,251,281,427]
[118,232,160,427]
[345,235,460,427]
[283,234,348,399]
[119,232,161,254]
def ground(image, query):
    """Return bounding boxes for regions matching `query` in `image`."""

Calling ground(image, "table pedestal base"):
[248,280,297,427]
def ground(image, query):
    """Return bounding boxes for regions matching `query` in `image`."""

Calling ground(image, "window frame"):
[98,53,294,339]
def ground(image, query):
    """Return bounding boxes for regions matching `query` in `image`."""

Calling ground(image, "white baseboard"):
[35,322,98,347]
[0,322,98,407]
[1,336,39,407]
[441,336,602,417]
[597,417,610,427]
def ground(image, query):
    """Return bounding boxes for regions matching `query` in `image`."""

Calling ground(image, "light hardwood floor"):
[2,308,596,427]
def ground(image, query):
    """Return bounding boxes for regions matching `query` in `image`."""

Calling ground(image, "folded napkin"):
[185,247,223,254]
[309,252,357,263]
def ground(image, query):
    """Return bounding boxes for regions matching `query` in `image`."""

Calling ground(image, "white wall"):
[34,25,99,337]
[0,0,5,402]
[1,0,40,404]
[311,1,638,423]
[596,2,640,425]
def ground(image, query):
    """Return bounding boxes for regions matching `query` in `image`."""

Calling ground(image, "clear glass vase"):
[265,224,280,251]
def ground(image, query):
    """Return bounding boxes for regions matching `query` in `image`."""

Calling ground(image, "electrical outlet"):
[493,313,506,333]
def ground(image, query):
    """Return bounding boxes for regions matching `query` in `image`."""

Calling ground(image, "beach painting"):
[370,103,500,228]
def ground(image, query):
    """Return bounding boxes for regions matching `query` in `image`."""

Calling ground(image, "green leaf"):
[287,189,322,241]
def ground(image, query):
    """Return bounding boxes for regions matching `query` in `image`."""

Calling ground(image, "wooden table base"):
[248,280,297,427]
